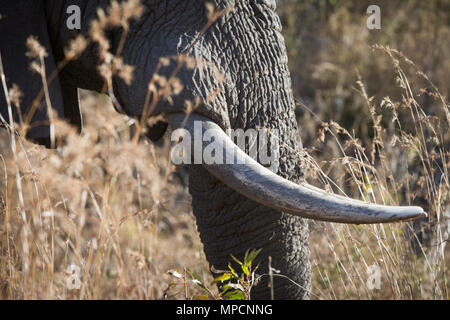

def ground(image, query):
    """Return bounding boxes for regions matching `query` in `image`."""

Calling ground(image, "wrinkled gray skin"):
[0,0,310,299]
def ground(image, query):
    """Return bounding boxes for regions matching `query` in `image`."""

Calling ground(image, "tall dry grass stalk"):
[303,46,449,300]
[0,0,212,300]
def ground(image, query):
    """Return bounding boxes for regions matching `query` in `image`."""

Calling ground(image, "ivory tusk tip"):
[418,210,427,219]
[399,207,427,222]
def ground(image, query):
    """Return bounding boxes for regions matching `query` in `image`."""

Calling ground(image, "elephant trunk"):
[188,165,311,299]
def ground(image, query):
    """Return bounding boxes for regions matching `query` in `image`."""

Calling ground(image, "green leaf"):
[230,254,243,266]
[222,289,246,300]
[244,248,262,266]
[214,272,232,283]
[223,283,245,292]
[228,263,238,277]
[241,264,249,277]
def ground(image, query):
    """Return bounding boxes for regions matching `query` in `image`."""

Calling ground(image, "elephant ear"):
[0,0,70,147]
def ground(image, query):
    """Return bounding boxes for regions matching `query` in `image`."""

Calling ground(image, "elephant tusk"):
[167,113,426,224]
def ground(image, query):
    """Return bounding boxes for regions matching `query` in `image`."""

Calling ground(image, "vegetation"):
[0,0,448,299]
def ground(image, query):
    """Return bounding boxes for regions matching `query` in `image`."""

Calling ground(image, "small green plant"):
[165,248,262,300]
[213,248,262,300]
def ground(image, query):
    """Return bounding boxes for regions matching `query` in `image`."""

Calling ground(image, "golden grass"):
[0,0,448,300]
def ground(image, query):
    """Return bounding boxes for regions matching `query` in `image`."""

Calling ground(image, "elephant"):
[0,0,425,299]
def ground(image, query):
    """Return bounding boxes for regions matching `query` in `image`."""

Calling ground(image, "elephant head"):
[0,0,425,299]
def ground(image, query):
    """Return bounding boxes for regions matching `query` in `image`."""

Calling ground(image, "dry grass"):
[0,0,448,300]
[0,90,213,299]
[305,47,450,298]
[282,1,450,299]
